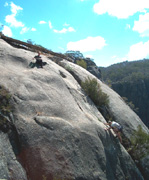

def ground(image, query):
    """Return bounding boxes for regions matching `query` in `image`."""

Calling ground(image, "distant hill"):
[100,59,149,127]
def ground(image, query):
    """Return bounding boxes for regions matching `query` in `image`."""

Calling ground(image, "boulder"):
[0,39,148,180]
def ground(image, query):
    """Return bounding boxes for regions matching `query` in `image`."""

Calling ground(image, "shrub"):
[0,85,12,130]
[64,65,73,72]
[76,59,87,69]
[81,78,109,109]
[128,125,149,161]
[0,85,12,114]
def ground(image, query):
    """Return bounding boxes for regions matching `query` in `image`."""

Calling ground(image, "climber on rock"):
[33,51,43,68]
[104,121,123,143]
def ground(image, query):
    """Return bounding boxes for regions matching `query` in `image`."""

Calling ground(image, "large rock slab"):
[0,132,27,179]
[0,39,147,180]
[60,60,148,138]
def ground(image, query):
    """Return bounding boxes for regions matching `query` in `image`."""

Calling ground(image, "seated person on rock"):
[104,121,123,143]
[33,51,43,68]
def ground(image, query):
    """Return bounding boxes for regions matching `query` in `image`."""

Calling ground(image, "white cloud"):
[54,28,67,33]
[5,14,24,27]
[2,25,12,37]
[54,26,75,33]
[31,28,36,31]
[10,2,23,15]
[93,0,149,19]
[20,27,30,34]
[67,36,106,52]
[68,27,75,32]
[49,21,53,29]
[127,41,149,60]
[133,13,149,36]
[5,2,24,27]
[39,21,47,24]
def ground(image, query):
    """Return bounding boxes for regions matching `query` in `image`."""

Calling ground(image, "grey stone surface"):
[140,155,149,180]
[0,132,27,180]
[60,60,148,138]
[0,39,148,180]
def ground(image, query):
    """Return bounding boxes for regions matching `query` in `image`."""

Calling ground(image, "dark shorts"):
[118,126,123,132]
[112,126,123,132]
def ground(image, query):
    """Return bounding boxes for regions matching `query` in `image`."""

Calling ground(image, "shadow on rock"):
[29,62,47,68]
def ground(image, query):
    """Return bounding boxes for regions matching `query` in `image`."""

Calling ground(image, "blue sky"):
[0,0,149,67]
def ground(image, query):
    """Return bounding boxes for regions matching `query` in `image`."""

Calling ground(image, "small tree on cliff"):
[128,125,149,161]
[81,78,109,110]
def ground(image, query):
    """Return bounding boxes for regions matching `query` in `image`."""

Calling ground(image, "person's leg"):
[117,131,122,143]
[39,60,43,68]
[113,127,119,135]
[111,128,122,143]
[36,60,39,66]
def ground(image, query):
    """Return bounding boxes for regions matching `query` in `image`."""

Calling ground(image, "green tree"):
[27,39,34,45]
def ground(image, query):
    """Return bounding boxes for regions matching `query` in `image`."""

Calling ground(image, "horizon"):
[0,0,149,67]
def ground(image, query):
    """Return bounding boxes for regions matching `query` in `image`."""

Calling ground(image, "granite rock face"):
[0,132,27,179]
[59,60,148,138]
[84,58,102,80]
[0,39,148,180]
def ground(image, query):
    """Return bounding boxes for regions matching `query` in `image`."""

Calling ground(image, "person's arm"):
[104,123,111,130]
[32,55,36,60]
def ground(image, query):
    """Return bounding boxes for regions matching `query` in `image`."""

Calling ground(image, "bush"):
[76,59,87,69]
[0,85,12,130]
[64,65,73,72]
[81,78,109,109]
[128,125,149,161]
[0,85,12,114]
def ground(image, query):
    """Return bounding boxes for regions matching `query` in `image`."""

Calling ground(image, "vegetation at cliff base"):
[128,125,149,161]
